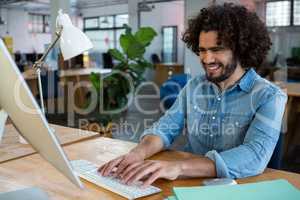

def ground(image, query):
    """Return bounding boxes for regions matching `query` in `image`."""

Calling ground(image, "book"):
[173,179,300,200]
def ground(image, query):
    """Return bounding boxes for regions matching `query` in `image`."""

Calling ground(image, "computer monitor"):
[0,39,83,189]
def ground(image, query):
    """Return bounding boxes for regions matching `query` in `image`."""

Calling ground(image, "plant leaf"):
[135,27,157,47]
[120,32,134,53]
[124,24,132,35]
[89,72,101,91]
[137,59,153,69]
[108,49,126,62]
[120,31,145,59]
[127,42,145,59]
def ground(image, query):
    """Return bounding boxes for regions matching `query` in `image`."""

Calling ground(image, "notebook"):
[173,179,300,200]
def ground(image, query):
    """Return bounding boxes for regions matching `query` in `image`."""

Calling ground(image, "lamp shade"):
[56,10,93,60]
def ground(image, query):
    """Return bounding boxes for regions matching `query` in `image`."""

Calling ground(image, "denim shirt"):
[141,68,287,179]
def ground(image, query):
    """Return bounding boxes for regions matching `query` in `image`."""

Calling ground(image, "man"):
[99,3,287,187]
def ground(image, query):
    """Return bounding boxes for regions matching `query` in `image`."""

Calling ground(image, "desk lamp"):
[33,9,93,114]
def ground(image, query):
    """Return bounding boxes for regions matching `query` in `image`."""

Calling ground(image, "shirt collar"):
[238,68,258,93]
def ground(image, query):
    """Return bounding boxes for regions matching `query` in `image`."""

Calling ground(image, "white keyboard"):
[71,160,161,199]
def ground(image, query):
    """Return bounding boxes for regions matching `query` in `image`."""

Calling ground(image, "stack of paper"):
[166,179,300,200]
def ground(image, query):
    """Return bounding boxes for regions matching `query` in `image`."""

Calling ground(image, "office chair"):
[268,133,284,169]
[102,52,114,68]
[151,53,161,64]
[160,74,189,110]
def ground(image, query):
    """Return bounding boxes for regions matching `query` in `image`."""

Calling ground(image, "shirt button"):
[235,121,239,126]
[217,97,221,101]
[210,134,213,137]
[212,116,216,120]
[194,105,197,110]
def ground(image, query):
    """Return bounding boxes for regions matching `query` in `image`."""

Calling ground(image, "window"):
[28,13,50,33]
[266,0,300,26]
[294,0,300,25]
[84,17,98,29]
[115,14,128,27]
[266,1,291,26]
[162,26,177,63]
[85,30,114,52]
[84,14,128,52]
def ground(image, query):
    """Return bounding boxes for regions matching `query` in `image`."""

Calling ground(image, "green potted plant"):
[88,25,157,132]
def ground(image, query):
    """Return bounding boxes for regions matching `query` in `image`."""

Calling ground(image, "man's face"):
[198,31,237,83]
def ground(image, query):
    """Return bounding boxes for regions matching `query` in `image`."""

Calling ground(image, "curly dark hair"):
[182,3,272,69]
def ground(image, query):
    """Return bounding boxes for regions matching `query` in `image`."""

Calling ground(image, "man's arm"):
[99,82,189,177]
[205,90,287,178]
[178,156,217,178]
[118,153,216,187]
[131,135,164,160]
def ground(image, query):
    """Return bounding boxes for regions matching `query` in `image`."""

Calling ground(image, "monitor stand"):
[0,187,49,200]
[0,109,8,142]
[0,112,49,199]
[0,109,54,144]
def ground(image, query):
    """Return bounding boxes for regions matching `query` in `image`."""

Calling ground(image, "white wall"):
[140,0,185,64]
[0,8,51,53]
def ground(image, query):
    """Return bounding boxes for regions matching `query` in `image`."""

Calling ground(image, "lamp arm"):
[33,29,62,70]
[33,28,62,115]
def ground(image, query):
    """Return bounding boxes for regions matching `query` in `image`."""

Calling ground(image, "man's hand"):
[98,151,144,177]
[118,160,182,187]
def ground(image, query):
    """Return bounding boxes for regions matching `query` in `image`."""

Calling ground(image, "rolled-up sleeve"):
[206,91,287,179]
[140,85,187,148]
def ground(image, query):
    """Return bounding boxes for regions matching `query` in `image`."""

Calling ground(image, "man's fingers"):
[98,162,109,175]
[142,170,161,188]
[126,163,159,185]
[115,159,131,176]
[103,159,122,176]
[119,161,143,179]
[121,162,148,183]
[100,157,123,176]
[98,164,105,172]
[98,161,110,172]
[122,162,154,184]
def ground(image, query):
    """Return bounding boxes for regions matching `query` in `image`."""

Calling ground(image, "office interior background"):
[0,0,300,174]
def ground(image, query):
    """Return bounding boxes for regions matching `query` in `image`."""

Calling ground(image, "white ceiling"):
[0,0,177,12]
[0,0,128,10]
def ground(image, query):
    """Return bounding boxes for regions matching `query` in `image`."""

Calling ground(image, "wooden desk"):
[22,68,112,109]
[0,136,299,200]
[59,68,112,108]
[22,69,38,97]
[0,124,99,163]
[286,82,300,97]
[59,68,111,78]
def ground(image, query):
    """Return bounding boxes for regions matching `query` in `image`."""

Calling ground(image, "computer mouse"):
[203,178,237,186]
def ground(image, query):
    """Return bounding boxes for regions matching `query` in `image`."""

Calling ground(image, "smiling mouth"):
[206,64,221,72]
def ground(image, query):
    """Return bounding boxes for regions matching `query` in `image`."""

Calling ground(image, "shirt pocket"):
[219,113,253,150]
